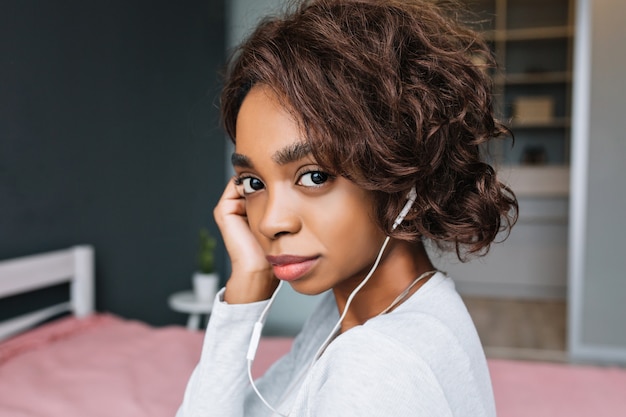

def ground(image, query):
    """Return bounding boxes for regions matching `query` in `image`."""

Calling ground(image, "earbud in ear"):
[392,186,417,230]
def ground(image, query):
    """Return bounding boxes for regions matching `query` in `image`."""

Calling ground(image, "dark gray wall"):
[0,0,226,326]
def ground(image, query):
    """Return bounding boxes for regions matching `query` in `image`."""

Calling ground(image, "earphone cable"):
[246,280,288,416]
[311,235,391,363]
[246,235,392,417]
[247,358,288,417]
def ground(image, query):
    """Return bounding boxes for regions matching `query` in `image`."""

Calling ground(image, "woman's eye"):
[298,171,329,187]
[240,177,265,194]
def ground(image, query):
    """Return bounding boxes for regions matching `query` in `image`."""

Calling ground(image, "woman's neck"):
[332,239,435,333]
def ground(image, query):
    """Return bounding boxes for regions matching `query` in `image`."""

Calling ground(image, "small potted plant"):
[193,228,219,302]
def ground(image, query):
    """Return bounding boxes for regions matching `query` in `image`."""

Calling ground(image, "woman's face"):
[233,84,387,296]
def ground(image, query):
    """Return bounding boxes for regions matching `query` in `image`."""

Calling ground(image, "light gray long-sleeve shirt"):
[176,272,496,417]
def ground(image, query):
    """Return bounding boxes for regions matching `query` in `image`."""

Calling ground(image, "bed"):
[0,246,291,417]
[1,247,625,417]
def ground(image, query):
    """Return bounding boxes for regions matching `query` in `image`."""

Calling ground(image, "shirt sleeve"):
[175,288,270,417]
[175,289,330,417]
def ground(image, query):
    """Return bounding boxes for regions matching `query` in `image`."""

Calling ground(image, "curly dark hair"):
[221,0,518,260]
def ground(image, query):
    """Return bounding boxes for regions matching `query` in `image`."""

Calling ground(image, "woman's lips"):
[265,255,319,282]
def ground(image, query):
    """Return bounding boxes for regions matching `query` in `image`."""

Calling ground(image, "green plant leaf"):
[198,228,216,273]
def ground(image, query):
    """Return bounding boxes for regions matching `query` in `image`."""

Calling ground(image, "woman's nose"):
[257,190,302,239]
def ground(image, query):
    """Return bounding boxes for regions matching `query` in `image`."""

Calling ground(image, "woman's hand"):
[213,178,278,303]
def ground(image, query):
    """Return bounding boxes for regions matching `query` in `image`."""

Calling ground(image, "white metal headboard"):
[0,246,94,341]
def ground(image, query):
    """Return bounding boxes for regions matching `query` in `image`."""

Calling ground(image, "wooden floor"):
[463,296,568,362]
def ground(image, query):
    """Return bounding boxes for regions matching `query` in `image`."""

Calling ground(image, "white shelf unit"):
[465,0,575,173]
[434,1,575,300]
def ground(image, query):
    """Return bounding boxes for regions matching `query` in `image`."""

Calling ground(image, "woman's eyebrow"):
[272,141,312,165]
[231,152,253,168]
[231,142,311,168]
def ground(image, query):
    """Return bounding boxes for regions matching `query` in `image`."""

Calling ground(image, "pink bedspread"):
[2,315,625,416]
[0,314,293,417]
[490,358,626,417]
[0,314,204,417]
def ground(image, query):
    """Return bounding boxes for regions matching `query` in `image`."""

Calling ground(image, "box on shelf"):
[512,96,555,124]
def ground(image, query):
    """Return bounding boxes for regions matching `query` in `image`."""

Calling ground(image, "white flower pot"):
[192,272,219,302]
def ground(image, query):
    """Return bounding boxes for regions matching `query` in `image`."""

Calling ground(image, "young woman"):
[177,0,517,416]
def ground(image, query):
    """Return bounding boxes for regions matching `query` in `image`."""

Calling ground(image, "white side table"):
[168,291,213,330]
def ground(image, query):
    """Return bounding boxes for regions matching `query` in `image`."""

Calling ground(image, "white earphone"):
[393,186,417,230]
[247,186,417,416]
